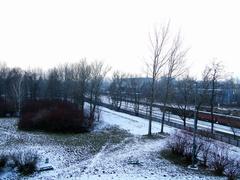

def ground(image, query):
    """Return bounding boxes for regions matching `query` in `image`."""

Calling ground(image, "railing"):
[91,99,240,147]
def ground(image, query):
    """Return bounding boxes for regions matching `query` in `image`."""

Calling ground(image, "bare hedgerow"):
[12,150,39,175]
[225,159,240,180]
[209,143,230,176]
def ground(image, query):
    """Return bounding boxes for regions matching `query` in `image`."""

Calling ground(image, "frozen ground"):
[0,106,239,179]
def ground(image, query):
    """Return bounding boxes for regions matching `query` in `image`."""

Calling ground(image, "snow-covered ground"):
[1,106,239,179]
[104,100,240,137]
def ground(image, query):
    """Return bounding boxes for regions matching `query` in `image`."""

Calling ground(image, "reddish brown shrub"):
[18,100,89,133]
[0,97,15,117]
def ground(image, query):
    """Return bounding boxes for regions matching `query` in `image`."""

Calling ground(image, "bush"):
[0,97,15,117]
[225,159,240,180]
[199,141,212,168]
[209,144,230,176]
[167,131,188,156]
[166,130,203,164]
[198,132,213,168]
[18,100,89,133]
[0,154,8,169]
[12,150,39,175]
[165,130,239,179]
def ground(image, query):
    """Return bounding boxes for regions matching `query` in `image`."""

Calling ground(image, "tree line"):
[0,59,109,122]
[1,23,239,135]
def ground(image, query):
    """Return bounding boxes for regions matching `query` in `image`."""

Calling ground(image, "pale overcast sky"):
[0,0,239,78]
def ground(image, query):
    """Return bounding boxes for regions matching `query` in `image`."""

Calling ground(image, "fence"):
[93,100,240,147]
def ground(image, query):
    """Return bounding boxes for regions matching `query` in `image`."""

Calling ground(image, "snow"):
[98,106,174,135]
[111,101,240,136]
[1,107,240,179]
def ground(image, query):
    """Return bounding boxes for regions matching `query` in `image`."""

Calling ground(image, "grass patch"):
[41,126,132,154]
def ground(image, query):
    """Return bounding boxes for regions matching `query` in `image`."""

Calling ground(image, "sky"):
[0,0,239,79]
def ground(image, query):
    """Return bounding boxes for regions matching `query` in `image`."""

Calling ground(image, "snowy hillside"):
[0,106,239,179]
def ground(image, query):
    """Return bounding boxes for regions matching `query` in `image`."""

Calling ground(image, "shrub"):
[200,141,212,168]
[12,150,39,175]
[0,97,15,117]
[167,131,188,156]
[197,132,214,168]
[18,100,89,133]
[0,154,8,169]
[166,130,203,165]
[209,144,230,176]
[225,159,240,180]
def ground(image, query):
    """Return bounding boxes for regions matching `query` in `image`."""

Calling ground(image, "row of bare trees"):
[106,23,237,136]
[107,60,239,135]
[0,60,109,121]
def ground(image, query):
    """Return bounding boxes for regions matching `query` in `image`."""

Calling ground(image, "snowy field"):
[0,106,239,179]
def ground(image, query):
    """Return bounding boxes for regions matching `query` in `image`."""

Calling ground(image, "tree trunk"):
[210,79,215,134]
[148,78,155,136]
[161,78,170,133]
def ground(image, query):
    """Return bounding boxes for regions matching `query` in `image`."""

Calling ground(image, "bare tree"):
[174,75,195,127]
[72,59,91,115]
[146,23,170,136]
[57,63,73,101]
[160,33,187,133]
[6,68,25,116]
[46,68,62,100]
[122,74,143,115]
[88,61,110,124]
[109,71,126,110]
[208,60,224,133]
[195,67,212,122]
[0,62,8,103]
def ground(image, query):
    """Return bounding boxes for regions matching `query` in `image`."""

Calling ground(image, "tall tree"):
[160,33,187,133]
[146,23,170,136]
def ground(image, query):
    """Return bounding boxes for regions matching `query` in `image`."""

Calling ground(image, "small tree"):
[109,71,126,110]
[208,60,224,133]
[7,68,25,116]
